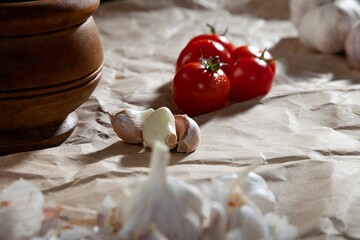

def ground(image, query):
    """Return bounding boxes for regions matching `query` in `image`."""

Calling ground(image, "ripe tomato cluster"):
[172,27,276,117]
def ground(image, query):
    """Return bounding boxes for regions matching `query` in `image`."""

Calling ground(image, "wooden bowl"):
[0,0,103,155]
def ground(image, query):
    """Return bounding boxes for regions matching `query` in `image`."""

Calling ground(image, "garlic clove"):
[202,201,227,240]
[298,0,360,53]
[229,205,270,240]
[109,108,154,144]
[0,179,45,240]
[242,172,276,214]
[174,114,201,153]
[264,213,299,240]
[142,107,177,149]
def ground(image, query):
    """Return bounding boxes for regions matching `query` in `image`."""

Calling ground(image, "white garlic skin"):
[202,201,227,240]
[174,114,201,153]
[298,0,360,53]
[116,141,205,240]
[218,172,276,214]
[264,213,299,240]
[110,108,154,144]
[0,179,45,240]
[289,0,332,27]
[345,21,360,66]
[142,107,177,149]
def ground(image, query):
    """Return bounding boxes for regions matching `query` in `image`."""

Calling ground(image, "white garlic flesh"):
[298,0,360,53]
[174,114,201,153]
[110,108,154,144]
[142,107,177,149]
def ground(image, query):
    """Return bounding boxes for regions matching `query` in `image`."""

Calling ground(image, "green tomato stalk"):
[201,56,226,72]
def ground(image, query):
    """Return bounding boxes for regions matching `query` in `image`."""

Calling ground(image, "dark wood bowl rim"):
[0,0,100,36]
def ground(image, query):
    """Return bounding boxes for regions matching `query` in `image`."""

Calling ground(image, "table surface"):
[1,0,360,239]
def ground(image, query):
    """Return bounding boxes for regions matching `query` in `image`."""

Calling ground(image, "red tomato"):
[227,56,274,102]
[172,57,230,116]
[188,24,235,53]
[189,34,235,53]
[176,39,232,74]
[232,46,276,74]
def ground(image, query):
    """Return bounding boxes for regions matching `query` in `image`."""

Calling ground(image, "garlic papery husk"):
[345,21,360,66]
[174,114,201,153]
[298,0,360,53]
[142,107,177,149]
[0,179,44,240]
[110,108,155,144]
[104,141,205,239]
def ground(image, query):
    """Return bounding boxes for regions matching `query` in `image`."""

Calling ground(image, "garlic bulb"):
[289,0,331,27]
[101,141,205,239]
[0,179,44,240]
[142,107,177,149]
[345,21,360,66]
[298,0,360,53]
[200,166,298,240]
[109,108,155,144]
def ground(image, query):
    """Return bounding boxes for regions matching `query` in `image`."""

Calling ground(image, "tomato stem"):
[259,48,275,63]
[206,23,217,34]
[206,23,229,36]
[201,56,225,72]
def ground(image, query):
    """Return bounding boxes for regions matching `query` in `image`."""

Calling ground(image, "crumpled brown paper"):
[1,0,360,238]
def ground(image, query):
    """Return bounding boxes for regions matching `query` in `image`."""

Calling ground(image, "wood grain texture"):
[0,0,103,155]
[0,0,100,36]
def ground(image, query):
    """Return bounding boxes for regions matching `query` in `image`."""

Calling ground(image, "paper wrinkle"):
[0,0,359,238]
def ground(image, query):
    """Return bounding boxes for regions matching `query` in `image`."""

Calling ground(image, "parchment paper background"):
[1,0,360,239]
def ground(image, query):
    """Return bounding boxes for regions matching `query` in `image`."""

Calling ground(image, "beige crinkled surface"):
[1,0,360,239]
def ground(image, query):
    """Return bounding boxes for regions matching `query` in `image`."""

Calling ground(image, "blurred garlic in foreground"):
[109,108,155,144]
[265,213,299,240]
[298,0,360,53]
[100,141,205,239]
[218,171,276,214]
[0,179,44,240]
[200,165,298,240]
[345,21,360,66]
